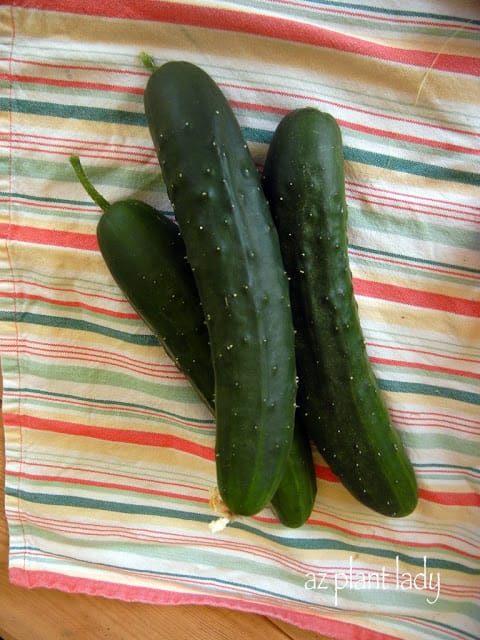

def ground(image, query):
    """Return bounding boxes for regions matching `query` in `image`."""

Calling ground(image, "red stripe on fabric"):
[229,84,480,142]
[1,337,181,379]
[8,469,208,503]
[7,56,145,76]
[6,149,156,168]
[315,463,340,483]
[2,279,125,304]
[339,119,480,156]
[352,277,480,317]
[11,352,186,382]
[13,459,204,493]
[0,223,98,251]
[347,180,480,212]
[5,198,92,213]
[3,413,215,461]
[369,356,480,381]
[368,342,479,371]
[391,409,480,436]
[0,290,139,320]
[419,488,480,507]
[347,190,479,225]
[232,100,480,156]
[7,569,404,640]
[0,72,144,94]
[11,1,480,76]
[11,132,153,153]
[350,247,480,282]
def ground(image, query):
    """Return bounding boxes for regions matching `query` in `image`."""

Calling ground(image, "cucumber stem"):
[140,52,158,72]
[69,155,110,212]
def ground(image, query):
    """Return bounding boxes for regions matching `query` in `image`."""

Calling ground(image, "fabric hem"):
[9,567,402,640]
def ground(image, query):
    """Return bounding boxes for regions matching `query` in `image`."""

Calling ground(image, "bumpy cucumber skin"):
[144,61,297,516]
[262,108,418,518]
[98,199,316,526]
[97,200,214,409]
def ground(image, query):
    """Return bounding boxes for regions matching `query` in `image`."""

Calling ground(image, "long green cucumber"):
[70,155,315,526]
[143,59,297,516]
[69,155,214,408]
[262,108,418,517]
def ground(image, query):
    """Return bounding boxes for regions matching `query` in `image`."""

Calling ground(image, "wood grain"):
[0,394,331,640]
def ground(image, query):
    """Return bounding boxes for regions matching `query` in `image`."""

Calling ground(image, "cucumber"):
[262,108,418,517]
[71,153,313,525]
[270,423,317,528]
[69,155,214,409]
[143,59,297,516]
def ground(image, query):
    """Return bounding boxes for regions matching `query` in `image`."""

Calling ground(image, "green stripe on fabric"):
[11,157,163,193]
[349,205,480,252]
[13,358,199,406]
[10,79,141,103]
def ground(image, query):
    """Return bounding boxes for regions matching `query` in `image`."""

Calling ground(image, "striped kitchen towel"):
[1,1,479,639]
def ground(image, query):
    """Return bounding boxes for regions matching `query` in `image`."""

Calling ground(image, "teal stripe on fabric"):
[346,147,480,187]
[415,462,480,476]
[244,128,480,185]
[307,1,480,25]
[0,311,157,346]
[232,523,480,575]
[5,486,214,522]
[379,379,480,406]
[7,487,479,577]
[3,191,99,207]
[2,98,146,127]
[13,387,214,426]
[3,98,478,186]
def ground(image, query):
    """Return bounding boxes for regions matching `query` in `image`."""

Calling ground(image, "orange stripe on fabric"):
[0,223,98,251]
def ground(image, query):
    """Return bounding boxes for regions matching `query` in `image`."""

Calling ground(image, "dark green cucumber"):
[262,108,418,518]
[70,154,314,526]
[270,423,317,527]
[69,155,214,408]
[143,59,297,516]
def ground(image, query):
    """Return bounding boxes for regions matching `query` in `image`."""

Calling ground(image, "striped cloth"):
[1,1,479,638]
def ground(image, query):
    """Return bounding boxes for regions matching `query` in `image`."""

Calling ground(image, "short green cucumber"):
[262,108,418,517]
[69,155,214,408]
[70,154,315,526]
[143,59,297,516]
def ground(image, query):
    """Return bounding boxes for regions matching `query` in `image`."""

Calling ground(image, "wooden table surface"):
[0,400,332,640]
